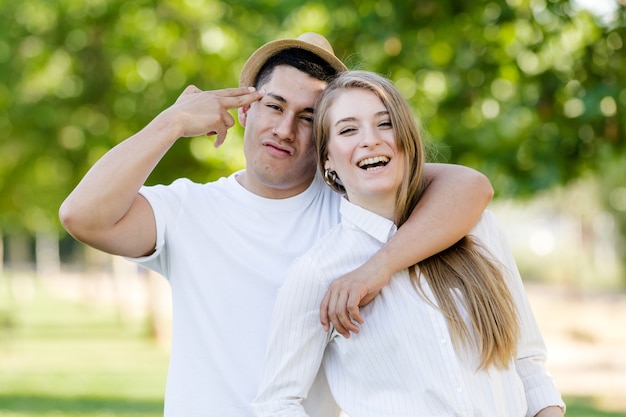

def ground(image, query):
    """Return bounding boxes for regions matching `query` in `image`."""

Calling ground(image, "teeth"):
[358,156,390,168]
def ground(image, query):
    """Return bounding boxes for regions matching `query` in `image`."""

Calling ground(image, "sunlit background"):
[1,0,625,416]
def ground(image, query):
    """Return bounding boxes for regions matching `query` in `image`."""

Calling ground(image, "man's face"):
[237,65,327,199]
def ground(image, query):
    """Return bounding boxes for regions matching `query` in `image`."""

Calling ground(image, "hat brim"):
[239,38,348,87]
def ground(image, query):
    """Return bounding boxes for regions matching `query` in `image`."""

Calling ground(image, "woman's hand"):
[535,406,565,417]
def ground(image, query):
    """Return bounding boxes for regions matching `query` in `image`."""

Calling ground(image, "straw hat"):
[239,32,347,87]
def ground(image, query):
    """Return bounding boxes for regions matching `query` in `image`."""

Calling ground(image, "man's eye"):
[267,104,282,111]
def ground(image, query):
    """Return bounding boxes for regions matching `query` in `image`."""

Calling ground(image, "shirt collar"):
[339,197,398,244]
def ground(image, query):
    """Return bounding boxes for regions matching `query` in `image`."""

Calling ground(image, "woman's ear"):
[324,159,332,171]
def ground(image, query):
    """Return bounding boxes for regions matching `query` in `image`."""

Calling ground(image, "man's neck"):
[235,171,315,199]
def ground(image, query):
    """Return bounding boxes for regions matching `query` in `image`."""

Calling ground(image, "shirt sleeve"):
[252,253,333,417]
[475,211,566,416]
[124,180,189,277]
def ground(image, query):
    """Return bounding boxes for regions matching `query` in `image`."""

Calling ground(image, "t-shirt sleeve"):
[125,179,190,277]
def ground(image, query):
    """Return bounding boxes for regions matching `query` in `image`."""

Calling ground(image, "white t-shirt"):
[132,171,341,417]
[253,199,565,417]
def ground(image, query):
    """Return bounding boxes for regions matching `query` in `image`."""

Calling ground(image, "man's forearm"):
[371,163,493,277]
[319,163,493,335]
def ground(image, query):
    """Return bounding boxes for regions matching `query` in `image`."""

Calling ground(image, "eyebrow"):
[266,92,315,114]
[334,110,389,126]
[266,92,286,103]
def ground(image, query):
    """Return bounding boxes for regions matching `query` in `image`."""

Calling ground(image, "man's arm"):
[59,85,262,257]
[320,163,493,336]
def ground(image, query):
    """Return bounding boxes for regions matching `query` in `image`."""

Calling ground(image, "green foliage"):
[321,0,625,199]
[0,0,624,238]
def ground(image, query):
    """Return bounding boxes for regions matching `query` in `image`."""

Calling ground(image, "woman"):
[252,71,565,417]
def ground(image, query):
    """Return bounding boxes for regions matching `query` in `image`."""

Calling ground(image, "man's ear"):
[238,105,251,127]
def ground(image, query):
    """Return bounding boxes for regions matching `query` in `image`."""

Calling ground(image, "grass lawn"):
[0,280,168,417]
[1,277,624,417]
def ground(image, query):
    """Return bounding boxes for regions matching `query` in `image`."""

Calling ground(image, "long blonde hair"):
[314,71,519,369]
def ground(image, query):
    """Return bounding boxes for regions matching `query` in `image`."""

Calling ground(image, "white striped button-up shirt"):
[253,199,565,417]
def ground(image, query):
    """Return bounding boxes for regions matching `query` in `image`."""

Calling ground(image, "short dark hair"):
[255,47,339,89]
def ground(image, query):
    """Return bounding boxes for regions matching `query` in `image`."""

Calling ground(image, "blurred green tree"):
[0,0,624,272]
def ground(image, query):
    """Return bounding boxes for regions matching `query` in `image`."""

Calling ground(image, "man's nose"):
[273,116,296,141]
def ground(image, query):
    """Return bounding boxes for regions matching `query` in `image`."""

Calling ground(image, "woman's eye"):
[379,120,392,128]
[339,127,356,135]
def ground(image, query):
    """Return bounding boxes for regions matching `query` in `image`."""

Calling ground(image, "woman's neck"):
[345,192,396,222]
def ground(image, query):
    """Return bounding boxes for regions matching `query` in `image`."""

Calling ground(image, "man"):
[59,33,492,416]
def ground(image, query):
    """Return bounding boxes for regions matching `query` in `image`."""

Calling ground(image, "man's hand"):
[319,261,390,337]
[165,85,263,147]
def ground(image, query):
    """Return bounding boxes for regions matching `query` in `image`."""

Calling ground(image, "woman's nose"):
[361,128,381,147]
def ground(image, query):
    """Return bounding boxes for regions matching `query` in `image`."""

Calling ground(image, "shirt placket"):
[426,304,473,415]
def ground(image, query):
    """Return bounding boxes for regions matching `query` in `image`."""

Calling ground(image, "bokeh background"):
[1,0,625,416]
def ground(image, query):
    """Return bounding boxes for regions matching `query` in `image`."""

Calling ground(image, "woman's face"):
[324,88,404,219]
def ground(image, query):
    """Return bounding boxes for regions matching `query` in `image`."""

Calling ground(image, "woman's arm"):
[320,163,494,336]
[253,256,332,417]
[482,211,566,416]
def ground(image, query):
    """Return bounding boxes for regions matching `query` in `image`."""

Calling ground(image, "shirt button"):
[440,337,446,344]
[456,386,463,393]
